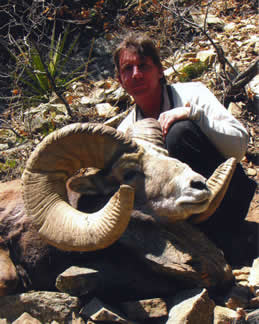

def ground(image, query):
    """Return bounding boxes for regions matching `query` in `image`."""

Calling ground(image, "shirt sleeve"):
[184,82,249,162]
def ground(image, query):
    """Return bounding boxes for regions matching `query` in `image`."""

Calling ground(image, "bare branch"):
[223,58,259,106]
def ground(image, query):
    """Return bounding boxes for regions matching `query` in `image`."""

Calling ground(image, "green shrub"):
[179,61,208,82]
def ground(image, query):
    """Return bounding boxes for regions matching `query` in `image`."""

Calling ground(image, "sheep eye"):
[123,170,137,182]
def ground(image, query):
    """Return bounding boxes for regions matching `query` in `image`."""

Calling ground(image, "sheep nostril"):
[191,180,207,191]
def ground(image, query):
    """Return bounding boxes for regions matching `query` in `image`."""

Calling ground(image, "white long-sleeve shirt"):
[118,82,249,162]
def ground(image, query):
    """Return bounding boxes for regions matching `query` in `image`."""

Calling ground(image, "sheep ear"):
[68,168,116,196]
[68,168,102,194]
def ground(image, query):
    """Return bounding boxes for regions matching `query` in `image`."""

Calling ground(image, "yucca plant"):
[11,23,85,111]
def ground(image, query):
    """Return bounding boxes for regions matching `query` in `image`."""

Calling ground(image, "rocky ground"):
[0,0,258,323]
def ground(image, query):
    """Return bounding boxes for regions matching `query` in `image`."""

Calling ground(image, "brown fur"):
[0,180,91,293]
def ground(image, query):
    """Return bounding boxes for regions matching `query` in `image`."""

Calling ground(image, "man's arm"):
[186,82,248,162]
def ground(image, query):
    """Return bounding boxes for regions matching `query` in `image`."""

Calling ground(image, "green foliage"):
[40,118,57,137]
[0,159,17,173]
[179,61,208,82]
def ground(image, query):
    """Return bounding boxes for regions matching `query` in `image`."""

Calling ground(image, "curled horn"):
[190,157,237,224]
[126,118,165,148]
[22,123,139,252]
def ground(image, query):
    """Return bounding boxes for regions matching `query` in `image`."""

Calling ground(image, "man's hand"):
[158,104,191,138]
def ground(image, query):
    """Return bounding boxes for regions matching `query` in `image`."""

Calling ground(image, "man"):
[114,32,256,265]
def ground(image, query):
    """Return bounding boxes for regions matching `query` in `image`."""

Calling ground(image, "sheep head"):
[22,120,236,252]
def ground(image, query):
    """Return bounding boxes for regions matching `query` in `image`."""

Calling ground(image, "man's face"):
[118,49,163,101]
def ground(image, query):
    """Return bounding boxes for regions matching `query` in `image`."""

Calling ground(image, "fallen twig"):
[0,119,23,138]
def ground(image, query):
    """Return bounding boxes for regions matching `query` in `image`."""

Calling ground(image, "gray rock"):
[196,49,216,65]
[120,297,168,321]
[246,309,259,324]
[249,296,259,309]
[12,312,41,324]
[213,306,238,324]
[248,258,259,296]
[80,297,133,324]
[0,143,9,150]
[190,12,225,30]
[95,103,118,118]
[224,285,251,310]
[0,291,81,323]
[56,266,99,296]
[57,243,179,300]
[166,288,215,324]
[104,110,131,128]
[0,320,8,324]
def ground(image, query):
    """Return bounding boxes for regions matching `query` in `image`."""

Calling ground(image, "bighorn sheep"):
[22,119,236,251]
[0,119,236,295]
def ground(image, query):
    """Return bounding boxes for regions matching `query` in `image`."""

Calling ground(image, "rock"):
[246,309,259,323]
[248,258,259,296]
[105,86,129,103]
[213,305,239,324]
[0,320,8,324]
[23,103,71,134]
[1,142,33,160]
[228,102,243,118]
[164,66,175,78]
[0,291,81,323]
[254,39,259,55]
[12,312,41,324]
[224,22,237,33]
[69,312,85,324]
[56,266,99,296]
[249,296,259,309]
[56,242,179,301]
[233,267,251,277]
[0,144,9,150]
[80,96,92,105]
[120,217,233,289]
[95,102,118,118]
[80,297,133,323]
[104,110,131,128]
[224,285,250,310]
[247,168,257,177]
[191,12,225,30]
[196,50,216,65]
[166,288,215,324]
[120,297,168,321]
[91,88,106,102]
[232,266,250,288]
[25,114,47,133]
[248,74,259,110]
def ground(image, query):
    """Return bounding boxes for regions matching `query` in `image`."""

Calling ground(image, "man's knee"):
[165,120,199,153]
[167,120,197,141]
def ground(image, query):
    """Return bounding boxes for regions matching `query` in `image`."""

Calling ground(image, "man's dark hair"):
[113,32,164,78]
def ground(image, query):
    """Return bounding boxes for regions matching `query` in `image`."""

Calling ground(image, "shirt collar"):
[135,84,171,121]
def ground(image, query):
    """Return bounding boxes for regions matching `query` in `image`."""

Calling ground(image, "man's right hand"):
[158,104,191,139]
